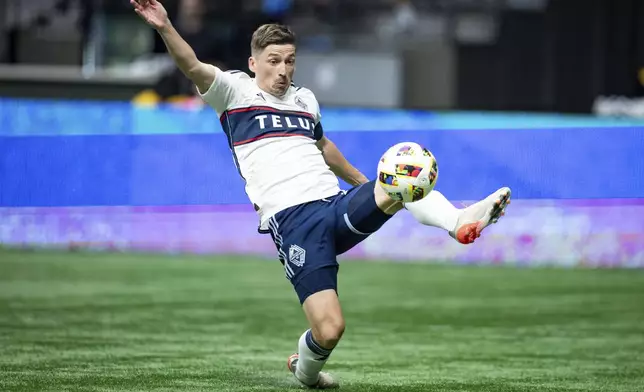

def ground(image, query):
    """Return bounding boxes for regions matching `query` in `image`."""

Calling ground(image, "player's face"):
[250,44,296,97]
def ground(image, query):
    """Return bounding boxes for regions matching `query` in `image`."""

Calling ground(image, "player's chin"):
[273,83,288,96]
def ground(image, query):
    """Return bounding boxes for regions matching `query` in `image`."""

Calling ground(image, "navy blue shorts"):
[266,181,392,304]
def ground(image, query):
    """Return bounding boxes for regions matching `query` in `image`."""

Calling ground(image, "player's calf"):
[310,312,345,350]
[404,190,460,232]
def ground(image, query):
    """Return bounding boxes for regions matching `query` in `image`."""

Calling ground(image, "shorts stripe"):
[268,218,286,263]
[343,213,368,235]
[269,217,294,279]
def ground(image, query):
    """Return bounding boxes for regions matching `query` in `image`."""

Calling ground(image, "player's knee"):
[313,316,345,348]
[373,183,403,213]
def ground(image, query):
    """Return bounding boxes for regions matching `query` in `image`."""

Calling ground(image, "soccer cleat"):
[450,187,511,244]
[287,353,339,389]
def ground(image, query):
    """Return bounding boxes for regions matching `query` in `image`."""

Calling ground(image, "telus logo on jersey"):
[221,106,319,147]
[254,114,315,131]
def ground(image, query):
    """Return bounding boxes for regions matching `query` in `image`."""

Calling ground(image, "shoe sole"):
[287,353,298,374]
[456,188,511,244]
[477,187,511,234]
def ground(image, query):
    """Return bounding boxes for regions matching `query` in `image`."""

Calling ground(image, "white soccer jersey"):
[199,65,341,232]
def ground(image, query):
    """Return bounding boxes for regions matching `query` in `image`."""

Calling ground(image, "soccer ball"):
[376,142,438,203]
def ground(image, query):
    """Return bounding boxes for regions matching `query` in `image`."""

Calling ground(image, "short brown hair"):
[251,24,296,54]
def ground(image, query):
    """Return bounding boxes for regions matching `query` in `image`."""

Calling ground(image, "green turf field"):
[1,249,643,391]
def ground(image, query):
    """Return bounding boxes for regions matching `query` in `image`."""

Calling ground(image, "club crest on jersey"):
[288,244,306,267]
[294,96,308,110]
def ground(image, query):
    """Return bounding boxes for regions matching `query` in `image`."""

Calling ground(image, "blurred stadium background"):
[1,1,643,391]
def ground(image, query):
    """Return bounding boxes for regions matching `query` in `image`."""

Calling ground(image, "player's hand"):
[130,0,169,31]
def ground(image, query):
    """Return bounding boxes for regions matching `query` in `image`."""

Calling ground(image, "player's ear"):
[248,56,256,73]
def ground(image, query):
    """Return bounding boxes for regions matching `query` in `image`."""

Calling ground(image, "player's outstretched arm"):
[317,136,369,186]
[131,0,215,94]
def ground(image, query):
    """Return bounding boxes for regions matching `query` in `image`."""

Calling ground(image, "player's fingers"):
[133,7,149,20]
[130,0,142,10]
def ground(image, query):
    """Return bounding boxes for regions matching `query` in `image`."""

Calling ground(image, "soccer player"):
[131,0,511,388]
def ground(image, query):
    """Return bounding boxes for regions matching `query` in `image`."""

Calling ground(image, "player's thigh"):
[334,181,397,254]
[268,203,339,303]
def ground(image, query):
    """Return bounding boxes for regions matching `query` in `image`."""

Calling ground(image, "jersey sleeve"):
[313,109,324,141]
[301,87,324,141]
[198,65,249,114]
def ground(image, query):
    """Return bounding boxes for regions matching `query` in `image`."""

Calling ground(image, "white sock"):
[404,190,460,232]
[295,329,332,386]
